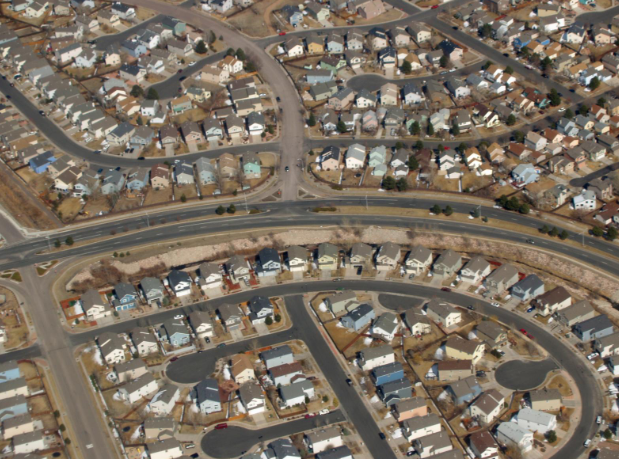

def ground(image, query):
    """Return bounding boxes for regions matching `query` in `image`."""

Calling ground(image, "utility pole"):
[46,236,50,252]
[365,194,368,210]
[244,192,248,213]
[146,212,149,227]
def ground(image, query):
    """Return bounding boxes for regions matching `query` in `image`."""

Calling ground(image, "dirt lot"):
[0,286,30,349]
[79,195,112,220]
[144,187,174,206]
[174,184,198,201]
[57,197,84,222]
[546,374,573,398]
[16,168,52,194]
[171,108,208,125]
[0,165,58,230]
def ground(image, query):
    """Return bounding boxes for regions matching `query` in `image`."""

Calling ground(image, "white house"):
[516,408,557,434]
[12,430,46,455]
[305,426,343,454]
[359,344,394,371]
[118,373,159,404]
[496,422,533,452]
[147,439,183,459]
[403,413,442,441]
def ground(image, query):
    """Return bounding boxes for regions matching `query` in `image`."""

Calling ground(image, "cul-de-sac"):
[2,0,619,458]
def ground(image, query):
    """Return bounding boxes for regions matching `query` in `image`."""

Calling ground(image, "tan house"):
[475,321,507,348]
[218,153,238,178]
[445,335,485,363]
[529,388,562,411]
[468,389,504,424]
[230,354,255,384]
[437,360,473,382]
[425,300,461,327]
[200,66,229,84]
[392,397,428,422]
[151,163,171,189]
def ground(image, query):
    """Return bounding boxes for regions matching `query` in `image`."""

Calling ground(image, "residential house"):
[131,328,158,356]
[573,314,614,341]
[341,303,375,331]
[445,335,485,364]
[239,382,265,415]
[433,249,462,278]
[460,256,491,284]
[378,378,412,406]
[533,287,572,316]
[405,246,433,274]
[556,300,595,328]
[218,303,243,331]
[437,360,474,382]
[230,354,255,384]
[496,422,533,452]
[517,408,557,434]
[168,270,192,297]
[392,397,428,422]
[425,300,461,327]
[316,242,339,270]
[468,389,504,424]
[160,318,190,347]
[404,310,432,336]
[403,413,442,442]
[511,275,545,302]
[359,344,394,371]
[529,388,562,411]
[194,379,221,414]
[448,376,482,404]
[484,264,519,295]
[118,373,159,404]
[475,321,507,348]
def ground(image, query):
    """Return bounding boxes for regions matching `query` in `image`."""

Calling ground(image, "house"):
[261,345,294,370]
[247,296,273,324]
[29,151,56,174]
[3,413,35,439]
[573,314,614,341]
[469,431,500,459]
[392,397,428,422]
[239,382,265,415]
[194,158,217,186]
[325,291,359,315]
[118,373,159,404]
[287,246,307,272]
[265,438,301,459]
[345,144,366,169]
[413,431,453,458]
[306,36,325,55]
[341,303,375,331]
[425,300,461,327]
[496,422,533,452]
[160,318,190,347]
[150,164,170,189]
[587,177,614,200]
[101,170,125,196]
[359,344,394,371]
[556,300,595,328]
[316,242,339,270]
[405,246,433,274]
[305,426,342,454]
[188,311,213,339]
[148,384,180,416]
[328,88,354,111]
[80,289,110,321]
[143,417,175,439]
[375,242,401,271]
[533,287,572,316]
[378,378,412,406]
[475,321,507,348]
[0,395,28,421]
[194,379,221,414]
[404,310,432,336]
[484,264,519,295]
[131,328,157,356]
[225,255,250,283]
[511,275,545,302]
[230,354,255,384]
[517,408,557,434]
[596,332,619,359]
[529,388,562,411]
[468,389,504,424]
[173,160,196,184]
[512,163,539,186]
[448,376,482,405]
[218,303,243,331]
[433,249,462,278]
[148,439,182,459]
[255,248,281,277]
[281,5,303,28]
[403,413,442,441]
[372,313,399,342]
[445,335,485,364]
[204,119,224,141]
[371,362,404,386]
[437,360,473,382]
[460,256,491,284]
[115,359,148,383]
[167,270,192,297]
[270,362,305,387]
[12,430,45,455]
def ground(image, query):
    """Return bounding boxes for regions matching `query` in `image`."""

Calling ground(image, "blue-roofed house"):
[341,303,375,331]
[378,378,412,406]
[511,163,539,187]
[101,169,125,195]
[193,379,221,414]
[112,282,138,311]
[29,151,56,174]
[371,362,404,386]
[195,157,217,185]
[448,376,481,405]
[0,395,27,421]
[161,318,190,347]
[126,168,149,191]
[0,361,20,383]
[511,274,545,302]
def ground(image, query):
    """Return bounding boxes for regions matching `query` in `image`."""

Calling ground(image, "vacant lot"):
[57,197,84,222]
[0,287,30,349]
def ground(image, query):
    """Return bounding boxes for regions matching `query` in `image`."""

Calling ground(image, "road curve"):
[160,281,600,459]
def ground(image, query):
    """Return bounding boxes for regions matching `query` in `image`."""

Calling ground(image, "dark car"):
[170,356,178,362]
[39,110,46,116]
[379,432,387,439]
[441,287,451,292]
[346,378,353,386]
[467,305,475,310]
[542,74,549,79]
[215,423,228,430]
[217,343,226,348]
[179,76,187,81]
[178,69,183,73]
[503,53,509,57]
[276,96,281,102]
[285,166,289,172]
[93,150,101,155]
[137,157,145,160]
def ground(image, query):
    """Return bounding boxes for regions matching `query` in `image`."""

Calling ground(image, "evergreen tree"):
[410,121,421,135]
[195,40,207,54]
[146,88,159,100]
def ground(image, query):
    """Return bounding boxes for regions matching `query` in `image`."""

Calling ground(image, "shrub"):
[265,316,273,325]
[216,205,225,215]
[443,205,453,216]
[592,226,604,237]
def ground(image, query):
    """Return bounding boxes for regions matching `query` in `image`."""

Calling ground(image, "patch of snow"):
[236,401,246,414]
[384,412,392,419]
[468,331,478,340]
[113,391,123,401]
[319,302,328,312]
[106,372,117,382]
[434,346,445,361]
[391,428,402,439]
[190,403,199,413]
[185,393,192,402]
[370,394,380,403]
[364,337,373,345]
[437,390,449,401]
[92,348,104,366]
[223,366,232,380]
[336,321,345,329]
[130,427,141,440]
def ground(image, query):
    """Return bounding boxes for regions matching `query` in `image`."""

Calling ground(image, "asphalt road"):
[494,359,558,390]
[201,410,347,458]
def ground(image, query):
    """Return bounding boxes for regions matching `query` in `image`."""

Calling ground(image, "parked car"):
[491,302,500,307]
[170,356,178,362]
[217,343,227,348]
[587,353,598,361]
[597,415,603,424]
[431,4,439,7]
[174,314,184,320]
[379,432,386,439]
[584,439,592,447]
[346,378,353,386]
[520,328,527,334]
[526,307,535,313]
[215,423,228,430]
[441,287,451,292]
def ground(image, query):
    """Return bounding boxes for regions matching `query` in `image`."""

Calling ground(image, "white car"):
[188,61,196,66]
[174,314,184,320]
[319,409,329,415]
[558,107,566,112]
[587,353,598,361]
[491,302,500,308]
[584,439,592,447]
